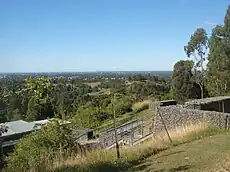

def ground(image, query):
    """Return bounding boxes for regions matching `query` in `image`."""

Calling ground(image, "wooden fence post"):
[225,115,229,129]
[222,100,226,129]
[155,102,172,144]
[141,118,144,137]
[131,122,134,145]
[159,112,172,144]
[222,100,225,113]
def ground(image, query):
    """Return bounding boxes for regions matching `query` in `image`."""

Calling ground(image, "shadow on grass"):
[132,150,190,172]
[168,165,193,172]
[53,162,121,172]
[132,162,154,172]
[132,164,192,172]
[156,151,185,159]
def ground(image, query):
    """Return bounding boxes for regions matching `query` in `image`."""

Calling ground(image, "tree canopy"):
[206,6,230,96]
[184,28,208,99]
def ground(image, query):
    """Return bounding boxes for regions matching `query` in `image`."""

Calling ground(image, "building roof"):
[1,120,35,137]
[185,96,230,105]
[29,119,49,128]
[158,100,177,103]
[0,119,71,137]
[30,119,49,125]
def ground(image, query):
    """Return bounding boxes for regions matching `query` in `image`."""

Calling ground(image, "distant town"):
[0,71,172,80]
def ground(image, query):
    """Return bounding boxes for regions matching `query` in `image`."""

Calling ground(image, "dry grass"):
[154,121,216,145]
[50,122,221,172]
[132,100,151,112]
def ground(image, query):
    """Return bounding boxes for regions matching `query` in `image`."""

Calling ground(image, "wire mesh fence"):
[98,118,153,148]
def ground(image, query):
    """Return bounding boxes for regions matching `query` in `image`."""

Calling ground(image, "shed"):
[156,100,177,107]
[185,96,230,113]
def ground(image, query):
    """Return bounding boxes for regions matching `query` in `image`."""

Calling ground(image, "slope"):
[132,133,230,172]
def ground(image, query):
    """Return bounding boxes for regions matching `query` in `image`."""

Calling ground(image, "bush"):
[106,95,134,116]
[5,119,77,172]
[119,103,133,114]
[133,100,150,113]
[107,101,133,116]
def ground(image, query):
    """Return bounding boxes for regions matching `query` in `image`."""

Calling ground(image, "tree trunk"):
[198,82,204,99]
[200,86,204,99]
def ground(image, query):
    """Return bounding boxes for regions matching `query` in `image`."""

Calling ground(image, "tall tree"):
[24,76,55,121]
[171,60,197,102]
[184,28,208,99]
[206,6,230,96]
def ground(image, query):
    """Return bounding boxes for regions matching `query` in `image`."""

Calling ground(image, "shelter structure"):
[184,96,230,113]
[0,118,71,154]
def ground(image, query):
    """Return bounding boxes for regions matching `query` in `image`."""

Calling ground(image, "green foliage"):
[0,73,171,129]
[184,28,208,98]
[171,60,199,102]
[127,80,170,101]
[184,28,208,59]
[156,91,173,101]
[108,95,134,116]
[5,120,76,172]
[73,94,134,128]
[74,104,101,128]
[206,6,230,96]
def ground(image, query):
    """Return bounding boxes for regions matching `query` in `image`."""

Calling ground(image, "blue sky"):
[0,0,229,72]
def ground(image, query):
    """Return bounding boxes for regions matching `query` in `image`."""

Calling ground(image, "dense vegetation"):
[0,73,170,128]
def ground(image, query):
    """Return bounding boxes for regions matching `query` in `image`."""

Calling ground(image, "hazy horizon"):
[0,70,172,74]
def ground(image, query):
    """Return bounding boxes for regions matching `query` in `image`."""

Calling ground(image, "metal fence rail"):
[99,118,153,148]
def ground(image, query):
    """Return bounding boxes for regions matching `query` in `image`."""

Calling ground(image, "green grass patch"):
[132,132,230,172]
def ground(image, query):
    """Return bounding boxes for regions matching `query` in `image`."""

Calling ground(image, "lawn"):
[132,132,230,172]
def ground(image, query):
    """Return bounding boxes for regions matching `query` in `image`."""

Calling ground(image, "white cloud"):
[204,21,217,27]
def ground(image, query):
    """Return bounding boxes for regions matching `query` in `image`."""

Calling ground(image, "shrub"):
[106,95,134,116]
[133,100,150,113]
[5,119,77,172]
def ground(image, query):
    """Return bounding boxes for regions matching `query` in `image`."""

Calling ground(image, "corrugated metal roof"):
[1,120,35,137]
[0,119,71,137]
[29,119,49,127]
[185,96,230,105]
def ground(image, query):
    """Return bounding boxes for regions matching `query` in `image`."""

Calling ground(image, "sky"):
[0,0,229,73]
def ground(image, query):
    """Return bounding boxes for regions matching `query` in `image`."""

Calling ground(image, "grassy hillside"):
[10,122,221,172]
[51,125,229,172]
[95,100,154,133]
[133,133,230,172]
